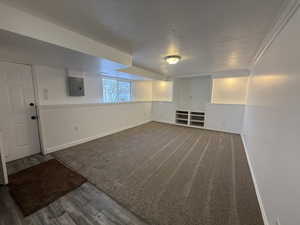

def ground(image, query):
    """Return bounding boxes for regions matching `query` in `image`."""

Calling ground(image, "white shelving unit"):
[189,111,205,127]
[175,110,205,128]
[175,110,189,125]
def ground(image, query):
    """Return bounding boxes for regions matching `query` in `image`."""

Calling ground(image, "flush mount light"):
[164,55,181,65]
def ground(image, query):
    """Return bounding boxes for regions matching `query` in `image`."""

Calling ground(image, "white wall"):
[174,76,212,111]
[205,103,245,134]
[34,64,246,152]
[212,76,248,104]
[243,6,300,225]
[151,102,176,124]
[33,65,153,153]
[39,103,152,153]
[151,76,246,134]
[35,65,102,105]
[151,77,211,125]
[152,81,173,101]
[133,81,153,101]
[35,65,154,105]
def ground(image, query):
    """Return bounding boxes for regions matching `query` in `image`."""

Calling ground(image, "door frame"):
[31,65,47,155]
[0,132,8,184]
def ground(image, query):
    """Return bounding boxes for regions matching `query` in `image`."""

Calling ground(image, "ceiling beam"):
[118,66,166,80]
[171,69,250,79]
[0,2,132,66]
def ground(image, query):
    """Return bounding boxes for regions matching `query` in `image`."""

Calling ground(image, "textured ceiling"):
[0,0,289,76]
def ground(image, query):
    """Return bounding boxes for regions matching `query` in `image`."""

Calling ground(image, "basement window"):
[102,77,132,103]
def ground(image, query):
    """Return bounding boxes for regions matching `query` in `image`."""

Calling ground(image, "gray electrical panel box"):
[67,77,85,96]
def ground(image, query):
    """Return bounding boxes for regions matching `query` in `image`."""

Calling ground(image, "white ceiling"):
[0,0,289,77]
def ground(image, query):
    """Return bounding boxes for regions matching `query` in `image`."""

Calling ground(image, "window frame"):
[101,76,133,103]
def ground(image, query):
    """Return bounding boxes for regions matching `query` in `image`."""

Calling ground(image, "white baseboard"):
[46,120,151,154]
[152,119,241,134]
[152,119,175,125]
[241,134,269,225]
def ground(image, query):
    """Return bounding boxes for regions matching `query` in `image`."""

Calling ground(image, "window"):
[118,80,131,102]
[102,78,132,103]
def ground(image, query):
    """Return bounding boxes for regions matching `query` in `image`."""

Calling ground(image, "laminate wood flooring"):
[0,154,147,225]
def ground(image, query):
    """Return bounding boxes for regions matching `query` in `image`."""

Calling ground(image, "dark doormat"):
[8,159,87,216]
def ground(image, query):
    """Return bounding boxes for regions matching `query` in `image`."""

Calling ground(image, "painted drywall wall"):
[151,101,245,134]
[39,103,152,152]
[151,102,176,124]
[243,6,300,225]
[152,81,173,101]
[133,81,153,101]
[212,76,248,104]
[151,76,245,133]
[34,65,102,105]
[205,104,245,134]
[174,76,212,111]
[151,77,212,125]
[34,65,155,105]
[33,65,154,152]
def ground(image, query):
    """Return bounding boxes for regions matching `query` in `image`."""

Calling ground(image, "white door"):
[0,62,40,162]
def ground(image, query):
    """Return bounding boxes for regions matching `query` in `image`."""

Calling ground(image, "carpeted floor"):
[53,122,264,225]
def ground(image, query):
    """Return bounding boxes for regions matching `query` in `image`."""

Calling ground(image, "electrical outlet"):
[276,217,281,225]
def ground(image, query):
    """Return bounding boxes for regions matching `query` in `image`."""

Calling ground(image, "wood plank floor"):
[0,155,147,225]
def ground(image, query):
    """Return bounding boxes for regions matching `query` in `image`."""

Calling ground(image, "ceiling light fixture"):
[164,55,181,65]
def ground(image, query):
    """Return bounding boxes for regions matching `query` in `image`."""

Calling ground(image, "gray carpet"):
[53,122,264,225]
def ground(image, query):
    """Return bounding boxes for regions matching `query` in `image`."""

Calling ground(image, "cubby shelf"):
[176,118,188,121]
[175,110,205,127]
[175,110,188,125]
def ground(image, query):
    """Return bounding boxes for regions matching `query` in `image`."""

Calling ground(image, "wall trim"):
[38,101,155,110]
[152,120,242,135]
[241,134,269,225]
[31,65,48,155]
[38,101,174,110]
[251,0,300,68]
[45,120,151,154]
[46,119,243,155]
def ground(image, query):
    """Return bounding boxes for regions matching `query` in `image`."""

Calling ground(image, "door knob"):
[31,116,37,120]
[29,103,35,106]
